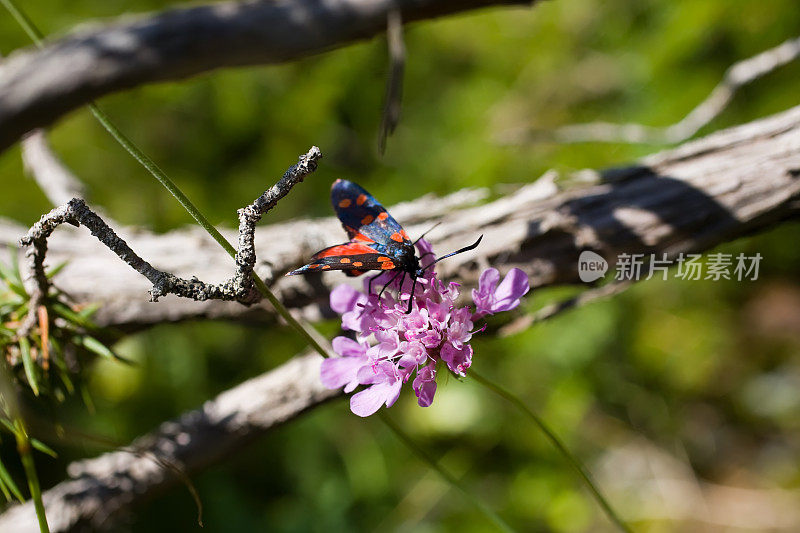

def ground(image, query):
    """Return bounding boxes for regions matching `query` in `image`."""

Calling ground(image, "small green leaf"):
[80,384,95,415]
[0,418,15,434]
[0,456,24,502]
[45,261,68,279]
[0,267,28,299]
[77,303,101,320]
[18,337,39,396]
[30,439,57,458]
[50,338,75,394]
[51,303,96,330]
[77,335,132,364]
[7,246,21,284]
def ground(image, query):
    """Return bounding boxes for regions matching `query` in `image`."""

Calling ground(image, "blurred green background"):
[2,0,800,531]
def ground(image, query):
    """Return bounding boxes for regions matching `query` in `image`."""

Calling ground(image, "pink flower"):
[320,337,371,393]
[323,239,530,416]
[472,268,530,318]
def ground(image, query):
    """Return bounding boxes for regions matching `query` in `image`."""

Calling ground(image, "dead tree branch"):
[0,0,535,154]
[500,35,800,145]
[15,147,321,335]
[1,105,800,532]
[0,352,337,532]
[3,104,799,330]
[21,131,87,206]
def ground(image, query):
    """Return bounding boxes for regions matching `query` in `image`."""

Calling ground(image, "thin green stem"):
[0,0,43,43]
[378,412,515,533]
[14,418,50,533]
[469,370,632,533]
[2,0,331,360]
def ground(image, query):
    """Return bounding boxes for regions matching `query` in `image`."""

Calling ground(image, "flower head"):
[323,239,530,416]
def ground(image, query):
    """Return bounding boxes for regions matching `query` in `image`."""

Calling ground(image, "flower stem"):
[469,370,631,533]
[378,412,515,533]
[2,0,331,361]
[14,418,50,533]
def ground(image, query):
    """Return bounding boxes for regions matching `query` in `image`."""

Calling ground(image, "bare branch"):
[499,35,800,145]
[0,0,536,154]
[378,8,406,154]
[21,130,87,206]
[498,280,632,336]
[4,105,798,330]
[15,147,321,335]
[2,106,800,530]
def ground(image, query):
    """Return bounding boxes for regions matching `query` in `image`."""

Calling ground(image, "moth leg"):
[406,275,418,314]
[378,270,403,300]
[368,273,383,295]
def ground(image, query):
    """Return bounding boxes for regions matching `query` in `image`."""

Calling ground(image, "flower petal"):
[492,268,530,312]
[330,284,362,314]
[332,336,366,357]
[350,380,403,417]
[413,364,438,407]
[320,357,364,390]
[440,342,473,376]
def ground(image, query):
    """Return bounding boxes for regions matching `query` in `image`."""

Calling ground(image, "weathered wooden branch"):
[0,352,337,532]
[4,104,800,331]
[0,0,535,154]
[1,104,800,533]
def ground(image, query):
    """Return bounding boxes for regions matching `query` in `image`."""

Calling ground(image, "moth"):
[287,179,481,311]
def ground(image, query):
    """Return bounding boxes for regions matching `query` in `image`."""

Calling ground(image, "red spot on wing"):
[338,199,352,208]
[339,257,351,263]
[377,212,389,221]
[357,194,367,206]
[361,215,374,225]
[381,261,396,269]
[352,261,363,267]
[316,243,379,258]
[377,256,391,262]
[390,232,403,242]
[400,230,410,240]
[352,232,374,243]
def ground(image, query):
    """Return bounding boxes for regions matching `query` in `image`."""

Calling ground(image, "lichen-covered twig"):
[17,147,321,335]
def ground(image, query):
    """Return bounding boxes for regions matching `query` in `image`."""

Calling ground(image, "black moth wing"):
[286,243,400,276]
[330,179,412,246]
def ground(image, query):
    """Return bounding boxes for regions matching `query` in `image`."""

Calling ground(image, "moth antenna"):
[413,222,442,245]
[422,235,483,272]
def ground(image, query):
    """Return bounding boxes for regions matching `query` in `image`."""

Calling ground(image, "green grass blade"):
[14,419,51,533]
[18,337,39,396]
[379,412,515,533]
[75,335,132,364]
[470,370,631,533]
[0,261,28,299]
[30,438,57,458]
[50,303,96,330]
[45,261,68,279]
[0,455,24,502]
